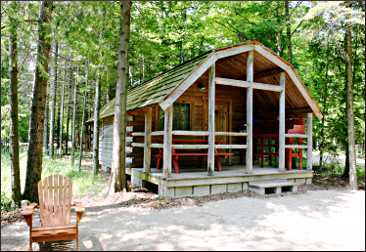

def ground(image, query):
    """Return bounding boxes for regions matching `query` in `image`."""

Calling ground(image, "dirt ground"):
[1,189,364,251]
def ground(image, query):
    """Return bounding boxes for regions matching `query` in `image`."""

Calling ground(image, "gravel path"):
[1,189,364,251]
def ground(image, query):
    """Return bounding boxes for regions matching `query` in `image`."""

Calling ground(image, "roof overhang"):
[159,42,322,119]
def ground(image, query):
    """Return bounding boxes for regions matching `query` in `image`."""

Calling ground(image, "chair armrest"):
[28,203,38,209]
[73,206,85,224]
[72,201,82,207]
[21,209,34,227]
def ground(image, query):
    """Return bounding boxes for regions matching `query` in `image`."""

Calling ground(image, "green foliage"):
[1,192,14,211]
[356,166,365,182]
[314,163,344,177]
[1,104,30,144]
[297,2,365,156]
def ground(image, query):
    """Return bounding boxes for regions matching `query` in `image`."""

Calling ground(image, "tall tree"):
[58,64,66,156]
[49,41,58,158]
[285,0,292,63]
[56,86,61,148]
[111,0,132,192]
[92,72,101,175]
[9,1,21,205]
[23,0,53,202]
[65,64,74,155]
[43,95,49,154]
[71,67,78,166]
[78,85,87,172]
[344,24,357,189]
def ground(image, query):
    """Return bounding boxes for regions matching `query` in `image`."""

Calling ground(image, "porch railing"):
[284,133,308,149]
[131,130,248,150]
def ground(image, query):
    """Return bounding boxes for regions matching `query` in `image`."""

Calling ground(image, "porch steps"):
[249,179,297,196]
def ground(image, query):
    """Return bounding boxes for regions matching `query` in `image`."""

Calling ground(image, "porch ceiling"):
[215,51,310,117]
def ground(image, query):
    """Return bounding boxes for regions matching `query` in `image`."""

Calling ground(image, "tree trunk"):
[343,143,350,177]
[49,41,58,158]
[78,88,87,172]
[56,95,60,148]
[92,73,101,175]
[111,0,131,193]
[105,71,110,103]
[23,0,53,202]
[58,67,66,156]
[43,93,49,154]
[344,25,357,190]
[285,0,292,64]
[65,66,73,155]
[319,41,330,169]
[78,86,86,172]
[71,67,78,167]
[9,3,21,205]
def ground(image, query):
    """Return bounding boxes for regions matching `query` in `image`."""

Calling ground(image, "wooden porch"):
[128,166,313,197]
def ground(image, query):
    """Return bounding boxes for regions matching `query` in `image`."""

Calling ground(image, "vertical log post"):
[307,113,313,170]
[163,106,173,177]
[246,51,254,172]
[207,64,216,176]
[144,107,152,173]
[279,72,286,170]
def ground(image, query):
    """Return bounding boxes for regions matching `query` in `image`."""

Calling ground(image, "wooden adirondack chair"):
[21,175,85,251]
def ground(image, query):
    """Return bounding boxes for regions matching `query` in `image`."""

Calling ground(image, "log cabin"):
[88,40,321,197]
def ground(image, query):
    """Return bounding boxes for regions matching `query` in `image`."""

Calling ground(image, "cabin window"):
[159,103,191,130]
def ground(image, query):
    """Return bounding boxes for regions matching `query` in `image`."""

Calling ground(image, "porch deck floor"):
[135,166,311,180]
[129,166,312,197]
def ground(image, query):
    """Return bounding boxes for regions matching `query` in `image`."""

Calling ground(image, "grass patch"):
[1,149,107,201]
[313,162,365,189]
[356,166,365,187]
[313,163,344,177]
[42,155,106,198]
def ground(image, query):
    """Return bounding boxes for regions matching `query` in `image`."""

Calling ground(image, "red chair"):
[155,139,232,173]
[256,133,278,167]
[286,119,305,170]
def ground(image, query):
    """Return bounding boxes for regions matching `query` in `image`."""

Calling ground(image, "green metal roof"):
[94,52,211,121]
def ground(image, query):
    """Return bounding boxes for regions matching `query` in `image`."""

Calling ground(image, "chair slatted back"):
[38,175,72,227]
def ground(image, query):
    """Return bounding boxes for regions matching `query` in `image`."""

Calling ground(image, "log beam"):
[279,72,286,171]
[207,64,215,176]
[307,113,313,170]
[216,77,283,92]
[143,107,152,173]
[163,106,173,177]
[246,51,254,172]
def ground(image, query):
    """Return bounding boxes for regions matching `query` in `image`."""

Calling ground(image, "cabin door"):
[215,101,229,144]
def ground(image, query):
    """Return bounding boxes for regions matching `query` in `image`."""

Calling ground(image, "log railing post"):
[163,106,173,177]
[143,107,152,173]
[246,51,254,172]
[208,64,215,176]
[279,72,286,170]
[307,113,313,170]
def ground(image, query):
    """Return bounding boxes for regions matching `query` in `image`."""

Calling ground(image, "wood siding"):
[98,115,133,171]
